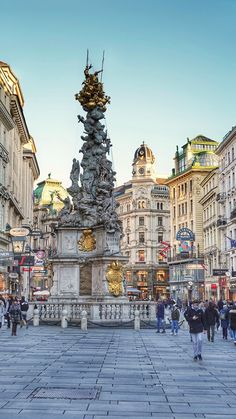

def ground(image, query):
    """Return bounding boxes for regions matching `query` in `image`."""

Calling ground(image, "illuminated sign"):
[176,228,195,241]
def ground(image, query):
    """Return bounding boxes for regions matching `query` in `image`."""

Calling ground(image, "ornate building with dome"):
[115,142,170,300]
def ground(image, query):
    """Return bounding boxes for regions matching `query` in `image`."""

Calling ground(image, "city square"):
[0,325,236,418]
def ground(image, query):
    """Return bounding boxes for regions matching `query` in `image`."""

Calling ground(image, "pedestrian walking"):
[228,303,236,345]
[9,300,21,336]
[5,296,13,329]
[217,297,224,312]
[220,304,229,340]
[170,304,180,335]
[185,300,206,361]
[0,300,5,328]
[156,300,166,333]
[204,301,219,342]
[184,302,193,342]
[20,296,29,328]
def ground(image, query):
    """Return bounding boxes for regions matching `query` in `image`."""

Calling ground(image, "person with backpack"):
[171,304,180,335]
[20,296,29,329]
[220,304,229,340]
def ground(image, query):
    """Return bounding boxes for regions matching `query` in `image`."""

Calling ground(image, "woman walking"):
[9,300,21,336]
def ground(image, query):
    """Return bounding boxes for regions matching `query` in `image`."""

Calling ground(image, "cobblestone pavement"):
[0,324,236,418]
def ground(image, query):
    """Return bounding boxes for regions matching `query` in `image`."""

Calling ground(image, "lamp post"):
[9,227,30,297]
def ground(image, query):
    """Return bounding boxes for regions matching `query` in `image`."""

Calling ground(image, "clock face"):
[138,167,144,174]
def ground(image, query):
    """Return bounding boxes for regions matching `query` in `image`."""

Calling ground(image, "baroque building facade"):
[0,61,39,294]
[215,126,236,301]
[115,143,170,300]
[166,135,219,302]
[199,169,229,300]
[30,174,69,297]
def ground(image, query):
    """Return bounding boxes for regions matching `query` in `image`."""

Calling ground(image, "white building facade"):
[115,143,170,300]
[216,126,236,301]
[0,61,39,294]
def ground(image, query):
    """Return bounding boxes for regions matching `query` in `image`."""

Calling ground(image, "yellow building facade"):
[166,135,218,302]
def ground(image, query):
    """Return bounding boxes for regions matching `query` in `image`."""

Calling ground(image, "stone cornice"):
[0,99,14,131]
[10,94,29,144]
[23,149,40,179]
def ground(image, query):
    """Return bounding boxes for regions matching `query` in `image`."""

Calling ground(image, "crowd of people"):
[156,298,236,361]
[0,295,29,336]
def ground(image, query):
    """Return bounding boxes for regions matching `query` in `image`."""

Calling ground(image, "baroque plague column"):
[49,64,127,302]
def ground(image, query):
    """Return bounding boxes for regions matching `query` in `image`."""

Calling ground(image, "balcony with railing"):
[216,192,226,203]
[217,217,227,227]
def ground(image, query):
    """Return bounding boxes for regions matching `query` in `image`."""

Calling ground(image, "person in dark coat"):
[156,300,165,333]
[20,296,29,329]
[229,304,236,345]
[217,298,224,311]
[204,301,219,342]
[220,304,229,340]
[185,300,206,360]
[9,300,21,336]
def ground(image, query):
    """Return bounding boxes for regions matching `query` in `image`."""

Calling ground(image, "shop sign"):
[137,281,147,286]
[0,251,14,259]
[212,269,228,276]
[14,255,35,266]
[9,273,18,279]
[176,227,195,241]
[211,283,217,289]
[10,227,30,237]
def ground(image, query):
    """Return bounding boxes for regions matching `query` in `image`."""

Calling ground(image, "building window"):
[139,216,144,226]
[138,200,145,209]
[157,202,163,210]
[190,180,192,192]
[127,204,130,212]
[127,233,130,244]
[158,233,163,243]
[127,218,130,228]
[190,200,193,213]
[139,232,145,243]
[138,250,145,262]
[156,270,166,282]
[173,188,175,198]
[173,206,176,218]
[126,271,132,282]
[158,216,163,226]
[232,147,235,161]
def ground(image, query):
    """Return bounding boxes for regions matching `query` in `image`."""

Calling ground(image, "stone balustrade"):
[29,301,157,326]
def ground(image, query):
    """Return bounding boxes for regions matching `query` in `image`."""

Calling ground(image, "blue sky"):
[1,0,236,187]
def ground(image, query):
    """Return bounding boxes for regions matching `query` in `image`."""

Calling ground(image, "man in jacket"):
[171,304,180,335]
[156,300,165,333]
[20,296,29,329]
[229,303,236,345]
[185,300,206,361]
[204,301,219,342]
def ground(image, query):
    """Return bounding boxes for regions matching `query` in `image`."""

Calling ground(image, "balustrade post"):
[121,303,130,322]
[33,308,39,327]
[149,303,157,321]
[134,309,140,331]
[90,303,100,321]
[61,308,68,328]
[81,310,87,331]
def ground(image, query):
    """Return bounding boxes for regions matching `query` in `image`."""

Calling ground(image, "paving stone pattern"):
[0,325,235,418]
